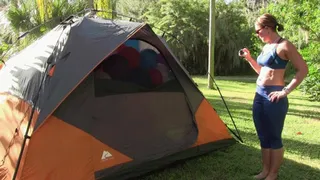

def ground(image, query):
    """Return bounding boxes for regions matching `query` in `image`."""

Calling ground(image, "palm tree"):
[0,0,9,7]
[1,0,87,60]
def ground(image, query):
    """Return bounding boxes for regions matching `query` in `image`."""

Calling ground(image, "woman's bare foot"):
[265,173,278,180]
[254,171,268,179]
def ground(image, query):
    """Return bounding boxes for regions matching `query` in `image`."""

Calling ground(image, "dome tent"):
[0,14,237,180]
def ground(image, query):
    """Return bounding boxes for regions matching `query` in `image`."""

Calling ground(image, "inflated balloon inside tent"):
[100,39,172,88]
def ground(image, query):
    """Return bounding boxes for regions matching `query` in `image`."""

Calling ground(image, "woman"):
[240,13,308,180]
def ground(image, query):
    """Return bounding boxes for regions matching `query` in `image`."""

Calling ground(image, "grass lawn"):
[139,76,320,180]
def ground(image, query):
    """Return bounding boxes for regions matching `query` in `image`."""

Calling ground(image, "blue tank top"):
[257,38,288,69]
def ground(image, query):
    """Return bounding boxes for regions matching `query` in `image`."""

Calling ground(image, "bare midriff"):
[256,67,286,86]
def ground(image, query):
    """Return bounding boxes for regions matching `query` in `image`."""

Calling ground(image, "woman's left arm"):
[282,41,309,94]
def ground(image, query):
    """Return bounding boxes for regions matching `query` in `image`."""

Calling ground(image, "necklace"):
[269,36,282,44]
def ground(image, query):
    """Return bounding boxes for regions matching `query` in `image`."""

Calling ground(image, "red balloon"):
[118,46,140,69]
[114,44,127,53]
[102,54,130,81]
[148,68,163,86]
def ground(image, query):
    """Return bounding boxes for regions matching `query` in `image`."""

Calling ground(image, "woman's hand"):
[239,48,252,60]
[268,90,288,103]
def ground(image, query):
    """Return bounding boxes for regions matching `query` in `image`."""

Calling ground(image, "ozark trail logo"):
[101,151,114,161]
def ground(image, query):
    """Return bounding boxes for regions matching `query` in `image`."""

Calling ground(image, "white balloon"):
[156,63,169,82]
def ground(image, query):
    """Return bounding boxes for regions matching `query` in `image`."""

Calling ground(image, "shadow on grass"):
[194,78,253,88]
[289,101,320,109]
[195,76,318,104]
[206,96,252,109]
[205,87,319,111]
[199,83,255,93]
[287,108,320,121]
[135,130,320,180]
[206,96,253,125]
[215,76,258,84]
[206,94,320,123]
[200,88,253,96]
[288,95,317,102]
[238,129,320,160]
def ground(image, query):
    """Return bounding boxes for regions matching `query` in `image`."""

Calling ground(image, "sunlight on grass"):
[140,76,320,180]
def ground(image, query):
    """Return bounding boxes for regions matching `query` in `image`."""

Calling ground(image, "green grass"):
[139,76,320,180]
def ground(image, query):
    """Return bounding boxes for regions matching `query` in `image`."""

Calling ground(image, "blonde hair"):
[256,13,284,32]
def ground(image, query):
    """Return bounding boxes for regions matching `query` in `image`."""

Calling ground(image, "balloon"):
[102,54,130,81]
[148,68,163,86]
[156,54,168,66]
[118,46,140,69]
[127,67,152,88]
[156,63,169,82]
[114,44,127,54]
[140,49,158,69]
[124,39,140,51]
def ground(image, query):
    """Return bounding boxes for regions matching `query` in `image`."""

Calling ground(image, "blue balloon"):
[140,49,158,69]
[124,39,140,51]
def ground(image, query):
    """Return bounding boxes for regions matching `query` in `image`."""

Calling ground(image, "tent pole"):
[12,66,48,180]
[12,26,65,179]
[12,107,35,180]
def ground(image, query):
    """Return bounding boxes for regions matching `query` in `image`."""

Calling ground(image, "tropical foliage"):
[0,0,319,100]
[262,0,320,100]
[116,0,157,20]
[95,0,112,19]
[143,0,252,75]
[0,0,8,7]
[1,0,87,60]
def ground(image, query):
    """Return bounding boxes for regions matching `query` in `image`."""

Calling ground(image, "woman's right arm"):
[241,48,262,74]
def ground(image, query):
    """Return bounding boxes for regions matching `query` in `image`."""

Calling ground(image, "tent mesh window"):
[93,39,183,97]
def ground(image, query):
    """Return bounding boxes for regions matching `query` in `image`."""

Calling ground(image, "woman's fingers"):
[268,91,285,103]
[243,48,250,54]
[268,92,275,98]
